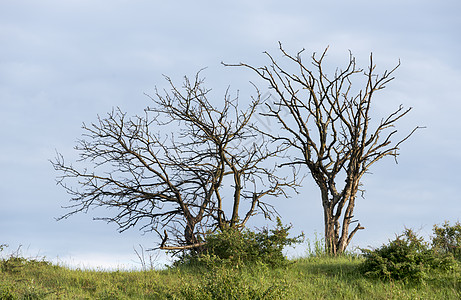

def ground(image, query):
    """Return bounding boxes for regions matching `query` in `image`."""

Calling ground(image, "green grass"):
[1,255,461,299]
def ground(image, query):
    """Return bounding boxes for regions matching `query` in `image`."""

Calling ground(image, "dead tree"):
[52,71,294,253]
[225,43,420,255]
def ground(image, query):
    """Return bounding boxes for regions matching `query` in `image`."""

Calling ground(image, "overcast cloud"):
[1,0,460,269]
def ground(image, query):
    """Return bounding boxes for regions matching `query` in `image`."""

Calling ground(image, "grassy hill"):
[1,254,460,299]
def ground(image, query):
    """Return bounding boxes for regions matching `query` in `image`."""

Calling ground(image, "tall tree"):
[52,72,294,253]
[225,44,420,255]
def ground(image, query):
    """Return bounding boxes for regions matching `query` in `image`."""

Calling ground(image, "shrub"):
[360,228,457,283]
[176,217,303,268]
[432,221,461,260]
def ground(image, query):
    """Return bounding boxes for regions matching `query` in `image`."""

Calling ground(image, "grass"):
[1,253,461,299]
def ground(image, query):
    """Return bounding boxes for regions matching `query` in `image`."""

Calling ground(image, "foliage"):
[175,218,303,268]
[360,228,458,283]
[2,253,461,299]
[432,221,461,260]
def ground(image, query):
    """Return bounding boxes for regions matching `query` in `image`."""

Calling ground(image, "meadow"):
[1,253,460,299]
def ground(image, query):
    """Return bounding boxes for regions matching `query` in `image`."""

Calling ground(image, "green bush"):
[360,228,458,283]
[432,221,461,260]
[176,217,303,268]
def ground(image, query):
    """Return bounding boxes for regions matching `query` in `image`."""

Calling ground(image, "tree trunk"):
[185,220,198,245]
[322,183,358,256]
[321,188,337,255]
[230,172,242,228]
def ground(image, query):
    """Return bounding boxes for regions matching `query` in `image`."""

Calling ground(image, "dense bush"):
[175,218,303,268]
[432,221,461,260]
[360,228,458,283]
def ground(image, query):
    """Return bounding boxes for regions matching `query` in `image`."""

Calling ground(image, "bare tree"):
[225,43,420,255]
[52,71,294,253]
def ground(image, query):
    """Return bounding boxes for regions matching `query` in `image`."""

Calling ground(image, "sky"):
[1,0,460,269]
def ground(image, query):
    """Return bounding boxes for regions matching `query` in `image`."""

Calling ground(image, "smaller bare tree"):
[225,43,420,255]
[52,71,295,253]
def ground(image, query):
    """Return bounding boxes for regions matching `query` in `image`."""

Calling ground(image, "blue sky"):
[1,0,460,269]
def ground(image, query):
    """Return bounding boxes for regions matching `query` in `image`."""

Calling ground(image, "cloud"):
[1,0,460,269]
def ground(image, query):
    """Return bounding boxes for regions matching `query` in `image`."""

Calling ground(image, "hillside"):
[1,255,460,299]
